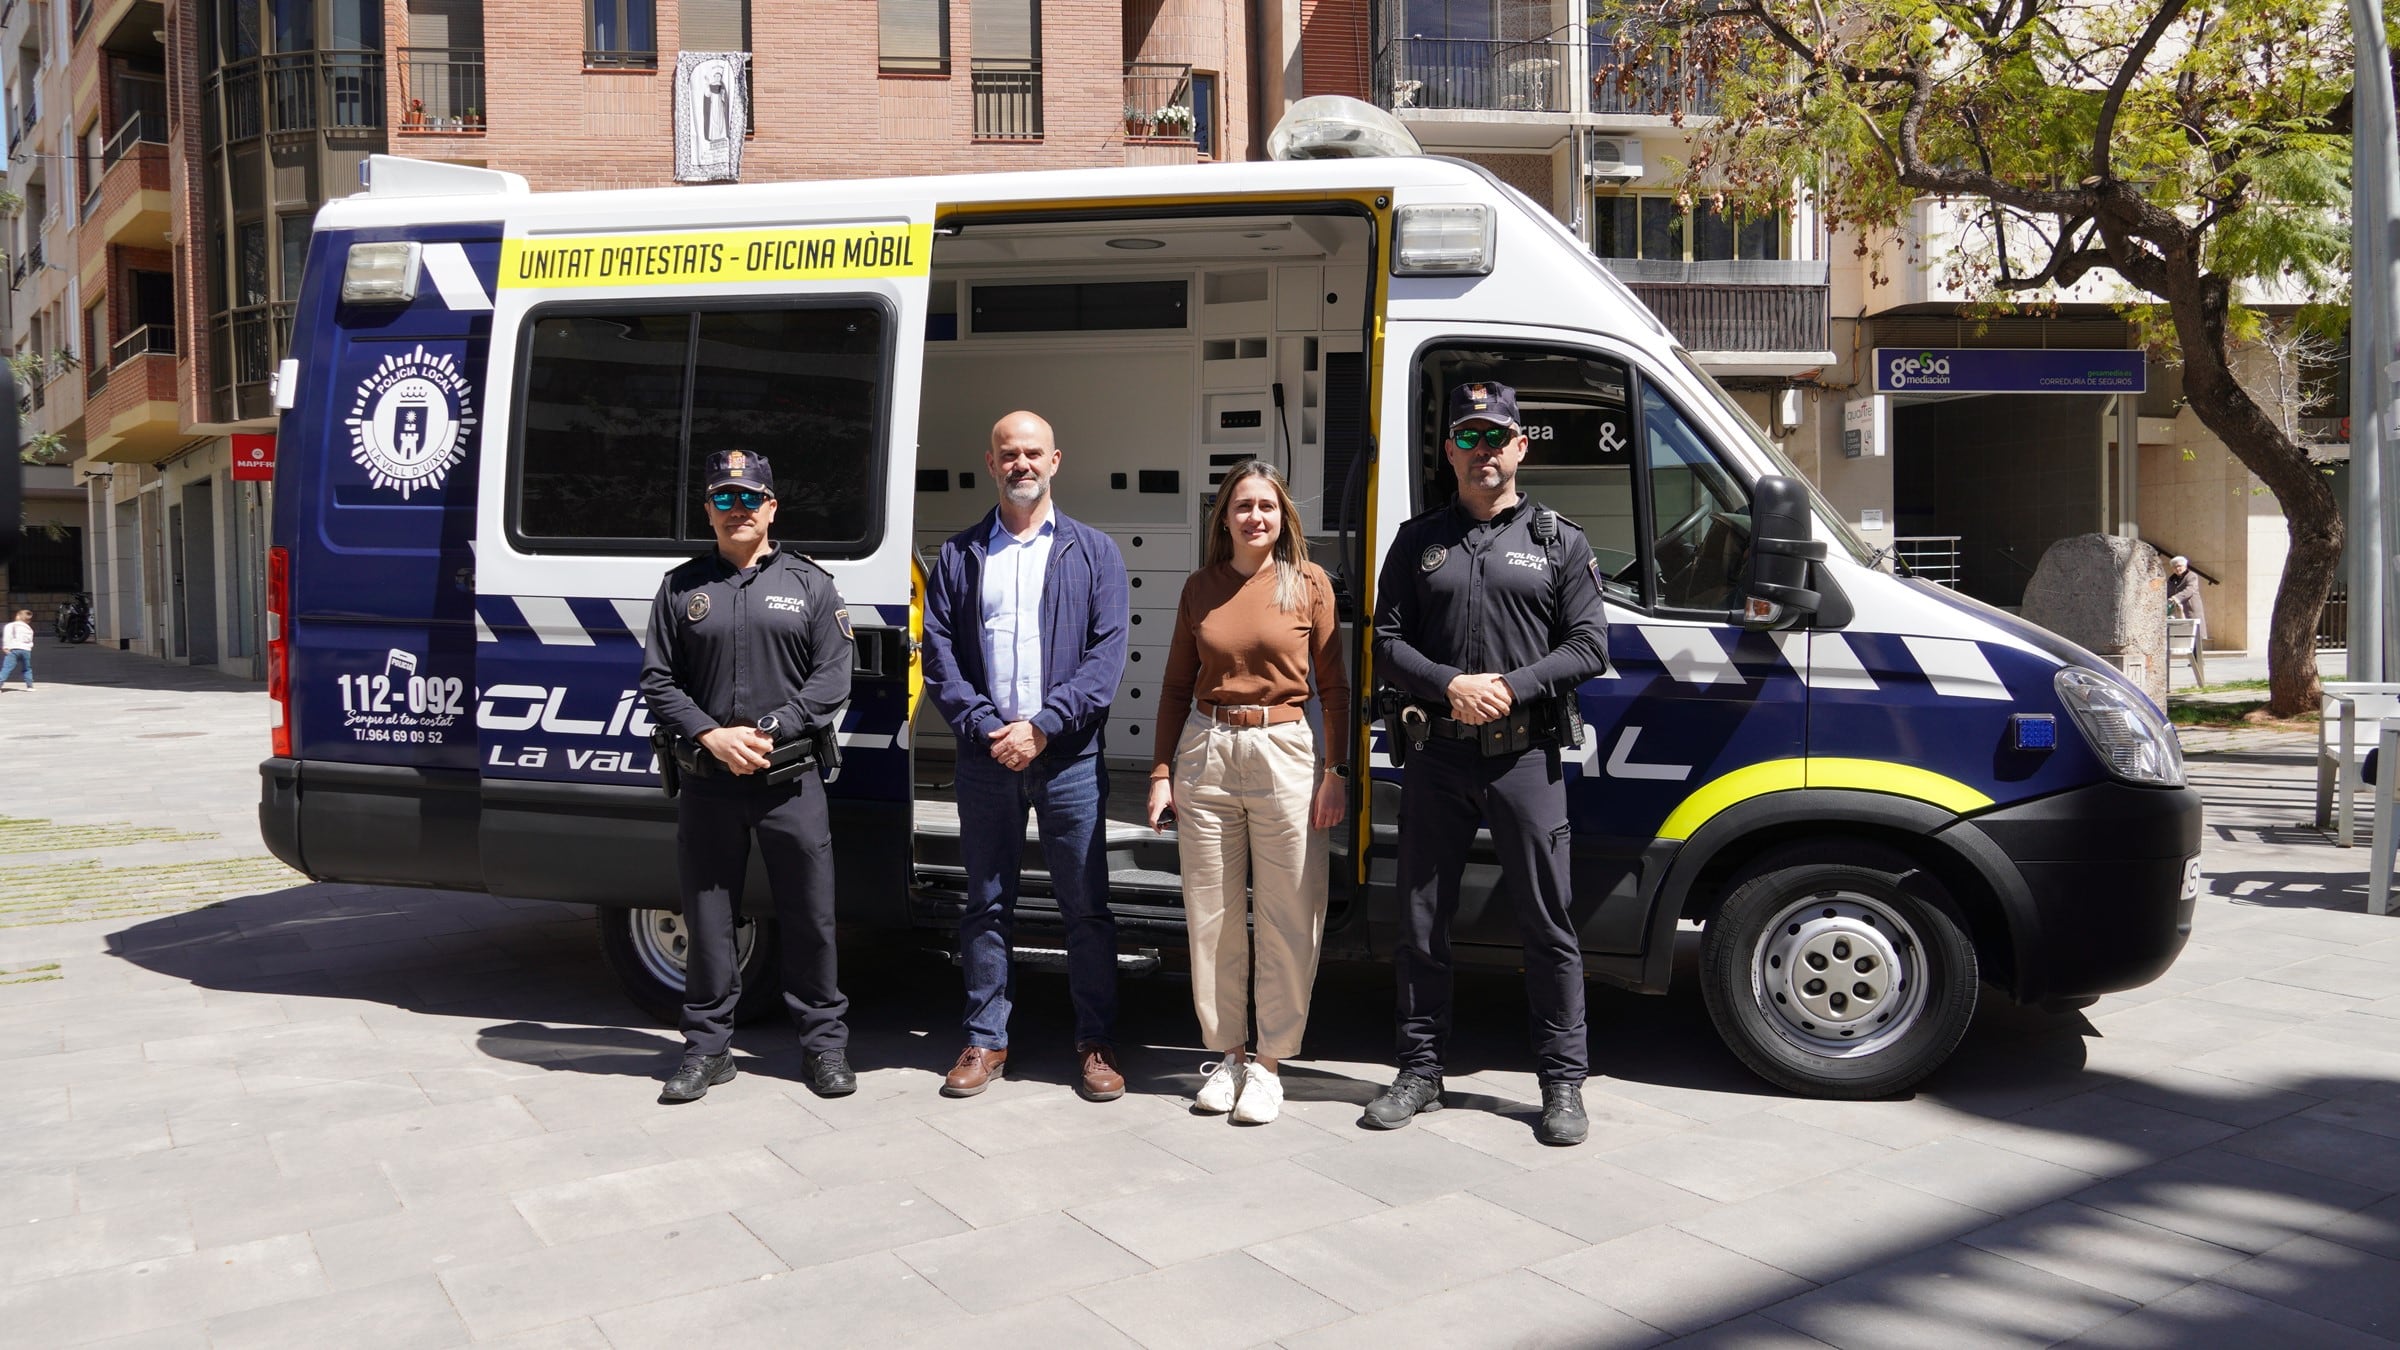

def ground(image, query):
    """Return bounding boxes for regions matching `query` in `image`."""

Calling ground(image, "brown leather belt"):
[1197,702,1307,729]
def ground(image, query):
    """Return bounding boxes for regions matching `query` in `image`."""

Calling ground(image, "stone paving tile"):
[912,1125,1207,1229]
[466,1318,612,1350]
[1249,1192,1584,1313]
[2177,1029,2400,1096]
[0,1198,194,1287]
[1073,1249,1347,1350]
[199,1274,469,1350]
[1852,1136,2100,1215]
[2312,1191,2400,1261]
[900,1209,1157,1312]
[631,1088,833,1159]
[383,1123,673,1206]
[1595,1111,1893,1204]
[1658,1313,1840,1348]
[1757,1092,1985,1152]
[1672,1171,1995,1286]
[764,1113,983,1184]
[73,1136,286,1212]
[2216,1115,2400,1194]
[184,1162,402,1249]
[2084,996,2307,1056]
[162,1074,434,1149]
[0,1232,328,1346]
[1131,1102,1350,1173]
[2177,975,2377,1020]
[267,1094,546,1176]
[2253,954,2400,1001]
[1956,1199,2253,1302]
[437,1211,784,1340]
[63,1064,249,1122]
[2068,1145,2387,1257]
[1069,1158,1386,1267]
[2055,1280,2398,1349]
[0,1107,176,1169]
[307,1193,549,1292]
[1961,1090,2241,1179]
[2093,1065,2323,1130]
[889,1295,1137,1350]
[918,1083,1187,1158]
[1534,1224,1814,1337]
[1281,1268,1661,1350]
[2210,1232,2400,1340]
[0,1167,77,1224]
[510,1148,815,1244]
[1291,1115,1526,1206]
[592,1250,967,1349]
[80,1327,212,1350]
[1473,1155,1718,1245]
[733,1178,972,1269]
[1758,1243,2135,1350]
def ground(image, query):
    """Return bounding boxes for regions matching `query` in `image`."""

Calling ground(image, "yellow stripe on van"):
[499,223,934,288]
[1656,758,1993,842]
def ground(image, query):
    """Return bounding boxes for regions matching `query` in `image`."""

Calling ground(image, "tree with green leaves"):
[1601,0,2380,714]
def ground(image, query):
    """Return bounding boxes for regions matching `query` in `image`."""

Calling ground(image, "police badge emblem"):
[835,608,854,641]
[346,343,477,501]
[726,450,748,478]
[1421,545,1448,573]
[687,593,710,622]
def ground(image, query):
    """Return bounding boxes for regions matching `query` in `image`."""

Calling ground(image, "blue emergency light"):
[2010,713,2058,752]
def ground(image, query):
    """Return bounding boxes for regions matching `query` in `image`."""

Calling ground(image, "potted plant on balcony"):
[6,351,45,386]
[403,97,425,129]
[1123,101,1150,138]
[463,108,481,131]
[1151,104,1195,138]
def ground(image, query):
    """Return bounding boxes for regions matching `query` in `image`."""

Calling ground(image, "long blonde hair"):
[1203,460,1311,613]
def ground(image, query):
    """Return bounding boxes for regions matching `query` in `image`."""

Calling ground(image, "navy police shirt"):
[640,547,853,745]
[1372,496,1610,704]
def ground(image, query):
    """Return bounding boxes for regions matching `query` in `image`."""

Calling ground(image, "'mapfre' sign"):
[1871,348,2147,395]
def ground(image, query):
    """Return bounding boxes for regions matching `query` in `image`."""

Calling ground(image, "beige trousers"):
[1170,712,1328,1060]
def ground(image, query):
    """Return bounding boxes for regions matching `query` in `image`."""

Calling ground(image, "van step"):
[951,945,1163,975]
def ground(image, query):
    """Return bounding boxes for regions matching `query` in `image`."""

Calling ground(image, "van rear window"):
[513,301,891,555]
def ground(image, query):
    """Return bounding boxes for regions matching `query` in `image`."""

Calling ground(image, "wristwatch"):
[1326,764,1349,779]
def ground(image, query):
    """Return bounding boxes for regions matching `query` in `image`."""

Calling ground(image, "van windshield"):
[1672,348,1877,566]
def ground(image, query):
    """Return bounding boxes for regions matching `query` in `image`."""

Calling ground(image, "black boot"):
[804,1049,857,1098]
[659,1051,735,1104]
[1359,1072,1444,1130]
[1535,1082,1588,1146]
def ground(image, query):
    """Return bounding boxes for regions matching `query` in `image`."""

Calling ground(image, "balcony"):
[207,302,295,425]
[1589,40,1720,119]
[398,47,486,135]
[84,327,181,464]
[8,238,42,292]
[92,113,171,250]
[1606,259,1832,373]
[971,58,1041,142]
[204,52,385,149]
[1380,36,1575,114]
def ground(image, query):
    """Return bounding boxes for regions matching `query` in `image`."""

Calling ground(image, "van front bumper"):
[1954,780,2204,1005]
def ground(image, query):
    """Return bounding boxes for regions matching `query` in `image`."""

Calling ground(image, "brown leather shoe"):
[1076,1042,1125,1101]
[942,1046,1007,1097]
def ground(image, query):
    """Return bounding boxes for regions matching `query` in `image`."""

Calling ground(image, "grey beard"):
[1003,478,1048,507]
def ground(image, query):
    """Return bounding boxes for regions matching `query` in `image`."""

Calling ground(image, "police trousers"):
[1394,737,1588,1084]
[1170,713,1328,1061]
[675,770,849,1058]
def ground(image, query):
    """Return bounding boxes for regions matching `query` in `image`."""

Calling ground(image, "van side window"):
[513,301,891,556]
[1414,344,1749,615]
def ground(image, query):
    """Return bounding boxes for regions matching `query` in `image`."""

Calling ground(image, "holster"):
[649,727,681,798]
[1374,688,1430,767]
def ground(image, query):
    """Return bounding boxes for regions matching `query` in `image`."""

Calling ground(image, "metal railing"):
[1895,535,1964,589]
[1589,38,1720,117]
[398,47,486,132]
[2319,580,2347,649]
[111,323,175,366]
[207,52,386,148]
[85,352,107,396]
[1379,36,1575,113]
[9,237,42,290]
[1621,280,1829,355]
[971,58,1041,141]
[209,302,296,423]
[102,111,166,169]
[1123,62,1195,140]
[11,94,34,136]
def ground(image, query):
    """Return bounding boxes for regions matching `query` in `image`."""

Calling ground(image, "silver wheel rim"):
[626,909,756,993]
[1748,889,1932,1059]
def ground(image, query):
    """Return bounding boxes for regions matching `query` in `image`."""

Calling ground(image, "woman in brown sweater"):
[1144,460,1350,1124]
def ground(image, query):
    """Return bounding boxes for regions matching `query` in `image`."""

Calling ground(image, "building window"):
[879,0,948,74]
[1191,70,1218,158]
[586,0,656,67]
[682,0,751,132]
[279,213,312,295]
[1593,193,1781,263]
[271,0,314,51]
[969,0,1038,139]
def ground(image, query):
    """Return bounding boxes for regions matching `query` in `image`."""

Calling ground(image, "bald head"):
[986,410,1062,518]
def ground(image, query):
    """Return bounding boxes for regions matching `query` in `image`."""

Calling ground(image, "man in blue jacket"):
[921,410,1131,1101]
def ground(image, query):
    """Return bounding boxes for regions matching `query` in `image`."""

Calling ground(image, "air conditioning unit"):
[1583,136,1645,184]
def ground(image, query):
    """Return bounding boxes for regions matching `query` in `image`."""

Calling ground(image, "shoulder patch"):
[835,607,855,642]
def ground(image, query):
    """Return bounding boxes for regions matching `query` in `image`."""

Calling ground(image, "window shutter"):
[971,0,1035,61]
[682,0,747,51]
[404,0,483,48]
[879,0,947,71]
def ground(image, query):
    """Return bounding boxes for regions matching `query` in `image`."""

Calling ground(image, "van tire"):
[1700,847,1978,1099]
[598,908,782,1027]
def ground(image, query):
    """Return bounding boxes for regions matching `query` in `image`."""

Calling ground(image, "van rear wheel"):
[1700,848,1977,1099]
[597,908,781,1027]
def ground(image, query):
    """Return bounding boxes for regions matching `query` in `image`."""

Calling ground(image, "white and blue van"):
[258,101,2201,1098]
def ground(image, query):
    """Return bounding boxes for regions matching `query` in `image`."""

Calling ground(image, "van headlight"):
[2054,667,2186,787]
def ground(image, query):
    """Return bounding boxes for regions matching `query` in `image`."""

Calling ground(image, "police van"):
[258,99,2201,1099]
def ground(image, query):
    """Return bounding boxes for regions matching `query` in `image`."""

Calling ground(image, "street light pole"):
[2352,0,2399,680]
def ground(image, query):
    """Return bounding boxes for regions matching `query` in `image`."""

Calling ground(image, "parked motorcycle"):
[52,593,94,645]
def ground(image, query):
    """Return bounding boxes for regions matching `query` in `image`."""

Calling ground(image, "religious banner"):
[674,51,750,183]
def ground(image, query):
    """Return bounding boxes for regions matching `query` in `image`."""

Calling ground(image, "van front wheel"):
[1700,851,1977,1099]
[597,908,781,1027]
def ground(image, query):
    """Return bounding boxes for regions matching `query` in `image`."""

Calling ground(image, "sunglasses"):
[708,489,769,512]
[1451,426,1515,451]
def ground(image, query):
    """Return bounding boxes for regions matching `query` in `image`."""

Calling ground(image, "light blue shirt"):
[981,512,1055,723]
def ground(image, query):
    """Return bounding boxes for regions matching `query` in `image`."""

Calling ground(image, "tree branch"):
[2092,0,2190,180]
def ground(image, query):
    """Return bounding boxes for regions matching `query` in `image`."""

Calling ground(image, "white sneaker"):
[1231,1062,1282,1124]
[1194,1058,1242,1113]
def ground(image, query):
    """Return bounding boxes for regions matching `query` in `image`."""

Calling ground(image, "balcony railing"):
[398,47,486,133]
[971,58,1042,141]
[206,52,385,148]
[11,95,33,137]
[112,323,176,367]
[1123,61,1195,141]
[102,108,167,167]
[9,238,42,291]
[1589,38,1720,117]
[1621,277,1830,355]
[1380,36,1575,113]
[85,353,107,396]
[209,302,297,423]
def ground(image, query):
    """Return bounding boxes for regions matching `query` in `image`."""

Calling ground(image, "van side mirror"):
[1738,475,1827,631]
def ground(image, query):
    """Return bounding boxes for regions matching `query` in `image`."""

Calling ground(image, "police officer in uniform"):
[640,449,858,1104]
[1363,381,1609,1145]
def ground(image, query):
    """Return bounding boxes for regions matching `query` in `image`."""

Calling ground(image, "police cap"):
[1447,381,1521,432]
[703,449,776,497]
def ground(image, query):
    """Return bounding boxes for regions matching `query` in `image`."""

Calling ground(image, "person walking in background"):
[1,610,33,690]
[1145,461,1349,1125]
[2167,555,2206,640]
[920,410,1132,1102]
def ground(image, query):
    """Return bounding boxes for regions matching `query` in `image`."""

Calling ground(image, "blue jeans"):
[954,748,1118,1049]
[0,650,29,688]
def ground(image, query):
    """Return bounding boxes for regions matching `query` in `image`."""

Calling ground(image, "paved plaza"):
[2,643,2398,1347]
